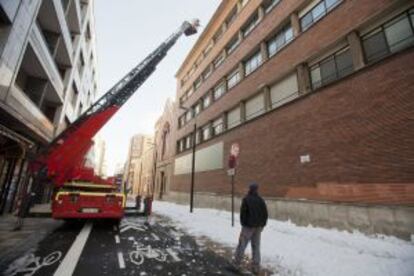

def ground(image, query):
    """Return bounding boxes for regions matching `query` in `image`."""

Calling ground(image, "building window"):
[227,69,241,89]
[300,0,341,31]
[194,77,202,90]
[71,83,79,107]
[203,40,214,57]
[212,117,224,136]
[362,10,414,64]
[185,110,193,122]
[267,25,293,57]
[202,124,211,141]
[78,52,85,73]
[178,115,185,128]
[214,52,226,68]
[310,47,353,89]
[244,51,262,76]
[85,23,92,43]
[213,82,226,100]
[161,127,169,158]
[226,6,238,26]
[178,140,184,152]
[188,65,196,77]
[203,94,211,109]
[202,66,213,80]
[240,0,249,7]
[195,129,201,144]
[213,26,224,42]
[227,106,241,129]
[194,102,202,116]
[263,0,281,13]
[185,136,192,149]
[187,86,194,98]
[226,35,241,55]
[270,73,299,109]
[242,12,259,37]
[245,93,265,120]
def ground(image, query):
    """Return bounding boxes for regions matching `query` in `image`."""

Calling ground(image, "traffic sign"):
[228,155,237,169]
[230,143,240,157]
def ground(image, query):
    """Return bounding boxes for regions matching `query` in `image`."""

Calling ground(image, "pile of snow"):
[153,201,414,276]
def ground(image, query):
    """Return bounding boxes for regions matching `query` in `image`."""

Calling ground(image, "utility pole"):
[179,105,197,213]
[190,123,197,213]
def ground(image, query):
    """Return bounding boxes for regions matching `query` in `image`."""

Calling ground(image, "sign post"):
[228,143,240,227]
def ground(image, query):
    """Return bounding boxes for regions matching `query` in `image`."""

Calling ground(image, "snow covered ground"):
[153,201,414,276]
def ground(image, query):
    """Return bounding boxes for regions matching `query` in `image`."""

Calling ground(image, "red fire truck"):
[19,20,199,220]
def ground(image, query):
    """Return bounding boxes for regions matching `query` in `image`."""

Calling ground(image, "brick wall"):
[171,49,414,205]
[176,0,404,135]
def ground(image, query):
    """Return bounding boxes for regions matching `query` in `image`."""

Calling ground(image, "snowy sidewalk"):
[153,201,414,276]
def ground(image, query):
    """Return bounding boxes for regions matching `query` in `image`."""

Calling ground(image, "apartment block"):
[123,134,154,196]
[0,0,98,213]
[168,0,414,238]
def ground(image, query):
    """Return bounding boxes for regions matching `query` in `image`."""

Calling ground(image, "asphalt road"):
[0,215,249,276]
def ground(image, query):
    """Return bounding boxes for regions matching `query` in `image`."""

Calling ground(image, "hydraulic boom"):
[32,20,199,187]
[13,20,199,224]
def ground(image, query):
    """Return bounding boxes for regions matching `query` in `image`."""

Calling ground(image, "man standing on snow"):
[233,182,268,274]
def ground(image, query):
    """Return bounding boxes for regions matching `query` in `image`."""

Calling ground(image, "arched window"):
[161,123,170,159]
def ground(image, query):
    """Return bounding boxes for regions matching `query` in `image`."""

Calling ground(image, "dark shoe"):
[251,266,260,275]
[225,265,253,275]
[225,262,241,273]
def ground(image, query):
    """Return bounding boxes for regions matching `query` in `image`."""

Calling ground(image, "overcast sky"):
[94,1,220,175]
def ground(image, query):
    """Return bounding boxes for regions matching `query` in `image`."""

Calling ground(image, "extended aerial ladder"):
[18,20,199,221]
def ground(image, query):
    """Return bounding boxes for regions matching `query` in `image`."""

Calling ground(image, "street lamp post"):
[180,105,196,213]
[189,123,196,213]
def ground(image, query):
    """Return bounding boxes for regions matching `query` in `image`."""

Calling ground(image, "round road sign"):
[230,143,240,157]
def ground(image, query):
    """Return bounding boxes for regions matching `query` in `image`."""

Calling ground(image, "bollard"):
[143,196,153,216]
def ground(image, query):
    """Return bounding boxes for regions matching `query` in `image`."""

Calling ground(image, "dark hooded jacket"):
[240,189,268,227]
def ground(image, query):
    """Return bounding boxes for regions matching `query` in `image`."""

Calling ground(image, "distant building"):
[0,0,98,214]
[114,161,124,175]
[169,0,414,237]
[123,134,154,196]
[153,99,175,199]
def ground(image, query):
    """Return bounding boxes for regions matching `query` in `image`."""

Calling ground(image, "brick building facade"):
[160,0,414,237]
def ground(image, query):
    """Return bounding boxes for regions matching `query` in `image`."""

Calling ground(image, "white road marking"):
[166,248,181,262]
[53,222,93,276]
[115,235,120,244]
[117,252,125,269]
[151,233,160,241]
[120,225,146,233]
[113,225,118,231]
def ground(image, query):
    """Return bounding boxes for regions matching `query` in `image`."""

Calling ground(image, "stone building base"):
[162,191,414,241]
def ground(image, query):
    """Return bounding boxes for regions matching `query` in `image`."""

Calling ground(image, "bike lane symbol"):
[5,251,62,276]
